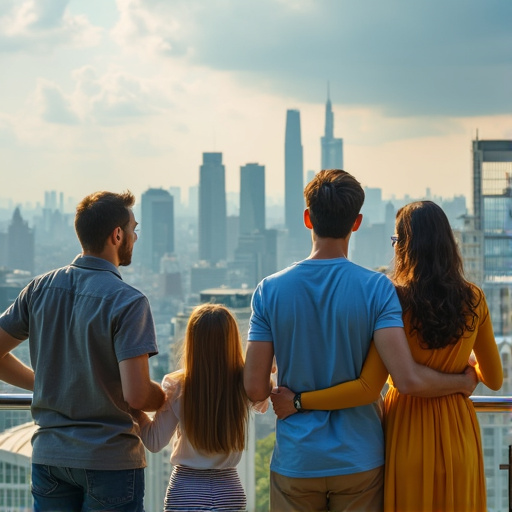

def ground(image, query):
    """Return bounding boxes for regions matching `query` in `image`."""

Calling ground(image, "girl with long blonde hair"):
[136,303,267,511]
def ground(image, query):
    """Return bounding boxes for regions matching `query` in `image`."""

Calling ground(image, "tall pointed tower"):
[321,85,343,170]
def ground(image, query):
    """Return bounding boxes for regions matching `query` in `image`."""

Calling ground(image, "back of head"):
[182,303,248,454]
[393,200,461,283]
[304,169,365,238]
[75,191,135,254]
[392,200,478,348]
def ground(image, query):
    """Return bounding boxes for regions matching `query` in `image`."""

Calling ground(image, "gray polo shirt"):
[0,255,159,470]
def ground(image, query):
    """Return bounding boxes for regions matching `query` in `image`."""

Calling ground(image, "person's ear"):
[352,214,363,232]
[304,208,313,230]
[112,227,122,244]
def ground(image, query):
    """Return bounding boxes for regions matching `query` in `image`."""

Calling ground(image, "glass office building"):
[472,139,512,510]
[473,139,512,336]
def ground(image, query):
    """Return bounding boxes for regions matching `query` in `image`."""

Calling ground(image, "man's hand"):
[462,365,479,397]
[271,386,297,419]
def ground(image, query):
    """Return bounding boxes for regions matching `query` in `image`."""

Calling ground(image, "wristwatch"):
[293,393,303,412]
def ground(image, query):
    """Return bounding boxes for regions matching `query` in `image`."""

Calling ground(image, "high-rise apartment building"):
[470,139,512,511]
[7,208,34,275]
[232,230,279,288]
[472,139,512,335]
[168,187,182,212]
[199,152,227,263]
[240,163,265,235]
[140,188,174,273]
[321,89,343,170]
[44,191,63,212]
[284,110,305,241]
[456,215,484,286]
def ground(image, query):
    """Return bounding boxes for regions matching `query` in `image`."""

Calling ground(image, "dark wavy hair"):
[391,201,480,349]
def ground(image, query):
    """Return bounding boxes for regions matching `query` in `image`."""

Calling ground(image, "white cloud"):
[74,67,171,125]
[1,0,510,206]
[35,79,79,125]
[112,0,190,57]
[89,73,163,124]
[22,67,172,126]
[0,0,102,53]
[110,0,512,117]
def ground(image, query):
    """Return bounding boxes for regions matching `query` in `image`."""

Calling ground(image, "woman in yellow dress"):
[271,200,503,511]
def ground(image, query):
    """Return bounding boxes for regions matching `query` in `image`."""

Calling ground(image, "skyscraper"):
[7,208,34,274]
[140,188,174,273]
[471,139,512,512]
[284,109,305,241]
[199,152,227,263]
[240,163,265,235]
[321,87,343,170]
[472,138,512,335]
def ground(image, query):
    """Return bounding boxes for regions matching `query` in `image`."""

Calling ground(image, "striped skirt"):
[163,465,247,512]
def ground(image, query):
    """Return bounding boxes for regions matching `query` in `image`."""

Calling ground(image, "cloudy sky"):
[0,0,511,209]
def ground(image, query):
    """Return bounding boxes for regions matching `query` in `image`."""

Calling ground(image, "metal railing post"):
[499,445,512,512]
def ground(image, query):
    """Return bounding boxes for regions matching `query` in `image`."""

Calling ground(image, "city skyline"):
[0,1,511,206]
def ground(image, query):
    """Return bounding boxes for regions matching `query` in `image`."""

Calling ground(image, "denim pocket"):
[86,469,137,508]
[31,464,59,496]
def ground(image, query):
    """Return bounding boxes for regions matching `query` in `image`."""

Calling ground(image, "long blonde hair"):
[181,303,248,453]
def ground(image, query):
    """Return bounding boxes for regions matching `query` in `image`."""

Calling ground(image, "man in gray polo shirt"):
[0,191,165,511]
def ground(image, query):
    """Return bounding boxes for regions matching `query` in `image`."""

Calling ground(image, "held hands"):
[270,386,298,419]
[160,372,181,411]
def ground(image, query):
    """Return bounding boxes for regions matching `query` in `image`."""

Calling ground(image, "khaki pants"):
[270,465,384,512]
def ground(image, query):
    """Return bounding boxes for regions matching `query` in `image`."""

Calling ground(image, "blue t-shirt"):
[0,255,159,470]
[248,257,403,478]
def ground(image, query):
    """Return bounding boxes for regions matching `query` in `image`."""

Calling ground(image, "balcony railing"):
[1,393,511,411]
[0,393,32,409]
[0,394,511,511]
[471,395,512,412]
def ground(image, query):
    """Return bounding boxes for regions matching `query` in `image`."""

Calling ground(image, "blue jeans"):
[31,464,145,512]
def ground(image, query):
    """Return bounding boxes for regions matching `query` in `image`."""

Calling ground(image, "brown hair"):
[304,169,364,238]
[181,303,248,453]
[392,201,480,349]
[75,191,135,253]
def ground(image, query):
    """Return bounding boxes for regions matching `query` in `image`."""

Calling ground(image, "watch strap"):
[293,393,303,412]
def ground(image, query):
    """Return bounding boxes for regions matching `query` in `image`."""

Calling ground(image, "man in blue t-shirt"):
[0,191,165,511]
[244,170,477,511]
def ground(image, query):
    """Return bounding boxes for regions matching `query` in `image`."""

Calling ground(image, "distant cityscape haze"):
[0,1,511,206]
